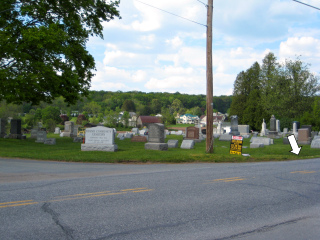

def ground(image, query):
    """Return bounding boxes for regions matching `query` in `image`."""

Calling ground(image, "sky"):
[87,0,320,96]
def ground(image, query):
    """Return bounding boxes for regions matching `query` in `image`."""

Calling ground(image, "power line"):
[135,0,207,27]
[196,0,208,7]
[293,0,320,11]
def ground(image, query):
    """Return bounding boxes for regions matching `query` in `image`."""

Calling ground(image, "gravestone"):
[124,132,133,139]
[35,131,47,143]
[268,115,278,138]
[180,140,195,149]
[238,125,249,136]
[250,143,264,148]
[73,137,83,143]
[81,126,118,152]
[301,125,312,138]
[298,128,311,145]
[251,137,272,146]
[293,122,298,138]
[30,129,38,139]
[229,115,240,136]
[276,120,281,133]
[260,119,267,136]
[311,137,320,148]
[9,119,23,139]
[216,122,223,135]
[44,138,56,145]
[219,134,232,141]
[283,128,288,134]
[62,121,76,137]
[54,127,60,134]
[131,136,147,142]
[132,128,139,135]
[0,118,6,138]
[145,123,168,151]
[185,126,200,142]
[167,139,179,148]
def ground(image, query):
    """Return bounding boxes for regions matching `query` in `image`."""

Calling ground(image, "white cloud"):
[87,0,320,96]
[166,36,183,49]
[279,37,320,58]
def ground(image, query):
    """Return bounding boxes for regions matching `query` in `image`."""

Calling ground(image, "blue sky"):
[87,0,320,96]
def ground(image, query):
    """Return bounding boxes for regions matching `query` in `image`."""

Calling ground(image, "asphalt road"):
[1,158,320,240]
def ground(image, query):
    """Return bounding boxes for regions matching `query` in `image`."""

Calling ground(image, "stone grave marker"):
[167,139,179,148]
[185,126,200,142]
[131,136,147,142]
[276,120,281,133]
[81,126,118,152]
[229,115,240,136]
[44,138,56,145]
[180,140,195,149]
[311,137,320,148]
[260,119,267,136]
[145,123,168,151]
[250,137,272,145]
[131,128,139,135]
[219,134,232,141]
[36,131,47,143]
[298,128,311,145]
[268,115,278,138]
[61,121,76,137]
[0,118,6,138]
[54,127,60,134]
[9,119,23,139]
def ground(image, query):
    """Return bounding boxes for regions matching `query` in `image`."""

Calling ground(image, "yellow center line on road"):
[204,177,246,184]
[0,187,154,209]
[0,200,38,209]
[291,171,317,174]
[53,191,112,198]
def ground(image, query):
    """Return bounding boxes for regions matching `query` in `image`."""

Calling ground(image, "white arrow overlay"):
[288,134,302,155]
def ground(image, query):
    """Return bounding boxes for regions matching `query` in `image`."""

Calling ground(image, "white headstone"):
[260,119,266,136]
[81,126,117,152]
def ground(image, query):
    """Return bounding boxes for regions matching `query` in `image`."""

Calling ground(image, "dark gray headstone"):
[0,118,6,138]
[10,119,21,134]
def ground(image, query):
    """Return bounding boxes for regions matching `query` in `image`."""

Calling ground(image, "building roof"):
[138,116,161,124]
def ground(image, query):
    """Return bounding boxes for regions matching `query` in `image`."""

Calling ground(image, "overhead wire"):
[135,0,207,27]
[292,0,320,11]
[196,0,208,7]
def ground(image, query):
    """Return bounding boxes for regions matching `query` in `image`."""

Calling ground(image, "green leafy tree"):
[41,106,60,125]
[0,0,120,105]
[122,99,136,112]
[151,99,162,114]
[121,111,130,127]
[83,101,101,116]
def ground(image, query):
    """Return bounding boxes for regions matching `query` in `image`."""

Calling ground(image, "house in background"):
[200,112,226,126]
[137,116,161,128]
[176,114,200,124]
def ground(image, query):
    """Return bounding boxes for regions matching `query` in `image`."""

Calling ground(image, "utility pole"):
[206,0,214,153]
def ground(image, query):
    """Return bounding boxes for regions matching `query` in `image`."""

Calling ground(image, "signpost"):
[230,136,243,155]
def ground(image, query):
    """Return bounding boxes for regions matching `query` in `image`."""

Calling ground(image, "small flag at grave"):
[230,136,243,155]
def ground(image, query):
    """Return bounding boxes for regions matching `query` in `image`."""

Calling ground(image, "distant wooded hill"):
[87,91,232,115]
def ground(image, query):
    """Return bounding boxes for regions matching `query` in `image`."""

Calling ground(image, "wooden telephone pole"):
[206,0,214,153]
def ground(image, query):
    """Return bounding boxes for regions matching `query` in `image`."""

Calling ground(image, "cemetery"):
[1,116,320,163]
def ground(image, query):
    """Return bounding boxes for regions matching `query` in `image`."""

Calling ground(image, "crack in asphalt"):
[41,202,75,240]
[214,216,311,240]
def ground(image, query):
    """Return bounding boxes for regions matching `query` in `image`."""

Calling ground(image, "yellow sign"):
[230,136,243,155]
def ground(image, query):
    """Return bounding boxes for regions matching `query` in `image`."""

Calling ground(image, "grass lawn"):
[0,134,319,163]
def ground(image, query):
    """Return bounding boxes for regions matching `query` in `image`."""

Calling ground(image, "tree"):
[83,101,101,116]
[0,0,120,105]
[121,111,130,127]
[41,106,60,124]
[122,99,136,112]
